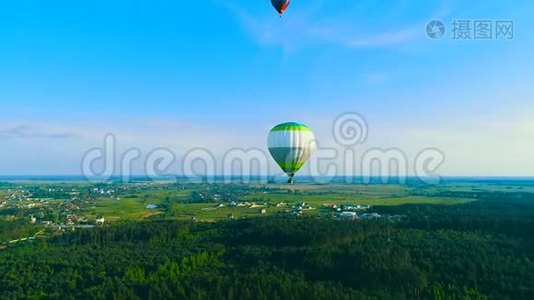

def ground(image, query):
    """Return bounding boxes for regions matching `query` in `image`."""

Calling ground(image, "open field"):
[76,184,475,222]
[4,179,531,225]
[80,198,163,221]
[2,179,534,299]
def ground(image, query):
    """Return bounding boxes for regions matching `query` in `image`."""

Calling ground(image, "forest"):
[1,195,533,299]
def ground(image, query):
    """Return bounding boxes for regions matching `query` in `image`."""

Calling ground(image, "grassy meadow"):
[78,183,475,222]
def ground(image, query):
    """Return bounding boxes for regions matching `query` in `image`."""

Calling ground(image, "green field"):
[81,198,160,221]
[79,184,474,222]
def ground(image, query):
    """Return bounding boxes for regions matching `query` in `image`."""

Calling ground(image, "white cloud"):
[232,10,419,51]
[0,124,74,139]
[0,118,269,175]
[367,115,534,176]
[1,111,532,176]
[222,1,453,51]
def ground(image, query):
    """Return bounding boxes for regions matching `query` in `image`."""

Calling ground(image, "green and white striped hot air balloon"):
[268,122,315,184]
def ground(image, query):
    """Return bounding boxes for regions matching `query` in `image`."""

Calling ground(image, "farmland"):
[1,178,534,298]
[76,183,475,222]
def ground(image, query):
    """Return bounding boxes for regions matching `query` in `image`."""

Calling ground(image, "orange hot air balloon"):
[271,0,290,15]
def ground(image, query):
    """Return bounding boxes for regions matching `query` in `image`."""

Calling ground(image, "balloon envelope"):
[268,122,315,180]
[271,0,290,14]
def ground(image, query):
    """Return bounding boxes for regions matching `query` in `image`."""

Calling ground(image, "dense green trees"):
[1,197,533,299]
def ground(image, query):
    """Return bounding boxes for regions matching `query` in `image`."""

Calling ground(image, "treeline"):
[411,189,534,201]
[379,197,534,239]
[0,199,533,299]
[0,220,38,241]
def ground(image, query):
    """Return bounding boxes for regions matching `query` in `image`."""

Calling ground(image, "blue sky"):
[1,0,533,176]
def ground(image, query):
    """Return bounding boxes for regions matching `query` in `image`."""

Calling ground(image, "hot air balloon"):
[271,0,290,15]
[268,122,315,184]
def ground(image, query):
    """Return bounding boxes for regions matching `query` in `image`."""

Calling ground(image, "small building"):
[362,213,381,219]
[260,208,267,214]
[95,216,105,225]
[338,212,358,219]
[227,214,235,220]
[343,205,356,211]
